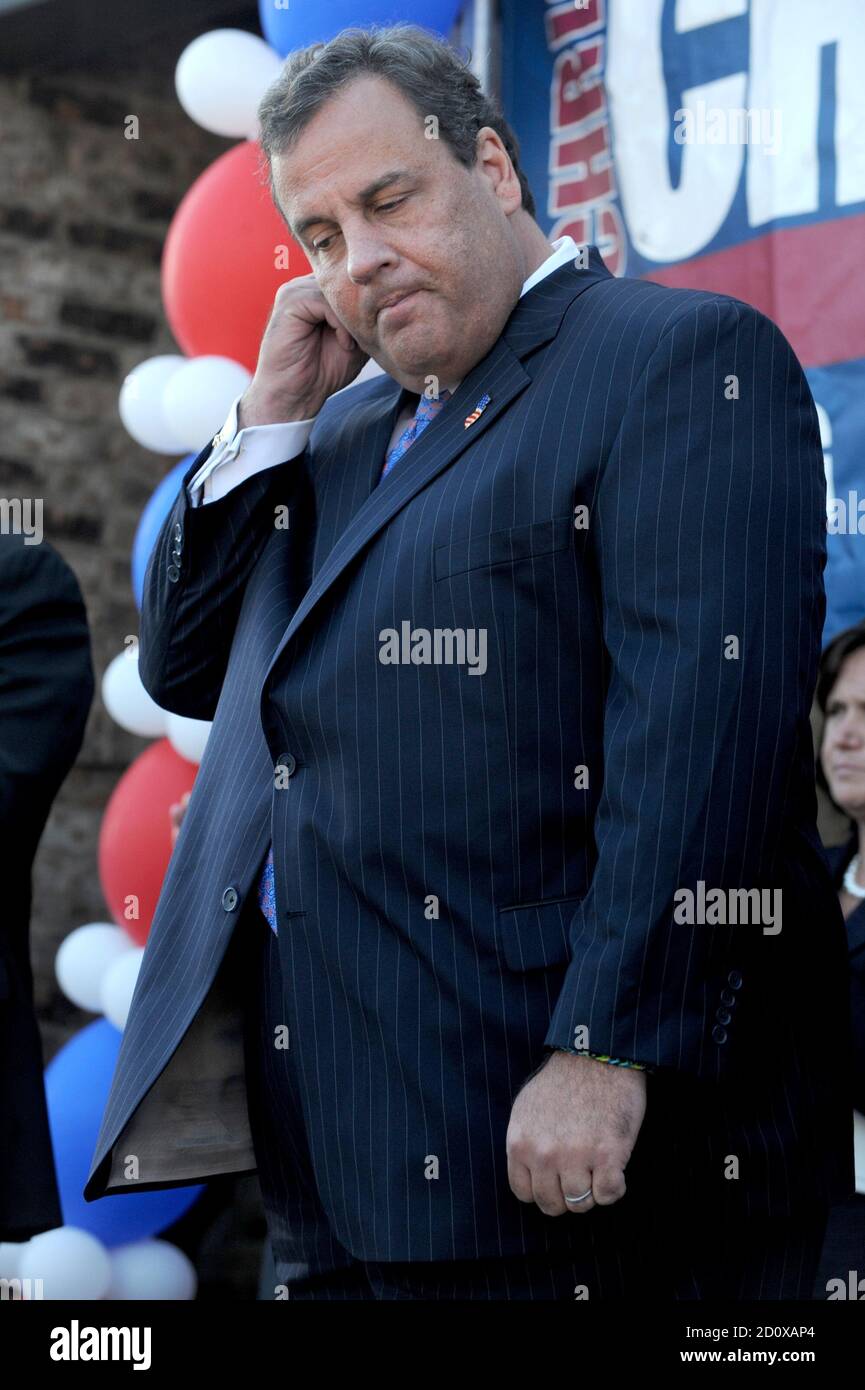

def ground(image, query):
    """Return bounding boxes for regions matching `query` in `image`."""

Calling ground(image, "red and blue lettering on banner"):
[499,0,865,643]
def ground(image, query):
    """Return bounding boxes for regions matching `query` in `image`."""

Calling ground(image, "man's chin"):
[378,341,448,384]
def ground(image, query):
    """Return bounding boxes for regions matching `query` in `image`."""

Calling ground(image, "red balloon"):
[161,141,311,372]
[98,739,197,946]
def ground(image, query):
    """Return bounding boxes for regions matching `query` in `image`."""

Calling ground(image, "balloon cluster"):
[0,1229,196,1301]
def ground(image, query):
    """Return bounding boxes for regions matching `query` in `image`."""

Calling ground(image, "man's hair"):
[256,22,537,225]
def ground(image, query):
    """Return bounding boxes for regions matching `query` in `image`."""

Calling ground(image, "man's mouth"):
[377,289,422,318]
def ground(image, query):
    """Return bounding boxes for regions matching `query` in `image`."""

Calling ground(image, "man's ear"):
[477,130,523,216]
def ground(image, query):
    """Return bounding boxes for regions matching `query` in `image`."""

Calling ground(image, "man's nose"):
[344,224,396,283]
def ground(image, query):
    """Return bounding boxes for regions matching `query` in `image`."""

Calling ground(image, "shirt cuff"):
[186,393,318,506]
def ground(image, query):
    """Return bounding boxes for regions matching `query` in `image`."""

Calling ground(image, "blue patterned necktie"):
[256,387,452,933]
[380,387,451,478]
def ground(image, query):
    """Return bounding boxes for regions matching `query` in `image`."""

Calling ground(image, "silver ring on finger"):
[563,1188,593,1204]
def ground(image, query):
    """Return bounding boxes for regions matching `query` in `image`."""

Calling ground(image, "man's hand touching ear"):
[506,1050,647,1215]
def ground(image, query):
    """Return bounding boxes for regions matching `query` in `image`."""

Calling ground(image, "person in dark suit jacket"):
[0,530,94,1239]
[84,26,853,1299]
[812,620,865,1295]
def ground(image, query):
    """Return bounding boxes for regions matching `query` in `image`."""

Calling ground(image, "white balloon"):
[19,1227,111,1301]
[119,355,188,454]
[101,649,166,738]
[165,710,212,764]
[55,924,135,1013]
[0,1242,23,1278]
[161,356,251,453]
[99,948,145,1031]
[105,1238,197,1301]
[176,29,282,140]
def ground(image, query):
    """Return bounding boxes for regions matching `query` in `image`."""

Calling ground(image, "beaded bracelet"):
[581,1049,649,1071]
[550,1045,653,1073]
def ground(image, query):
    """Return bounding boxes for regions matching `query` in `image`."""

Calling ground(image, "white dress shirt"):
[187,235,582,506]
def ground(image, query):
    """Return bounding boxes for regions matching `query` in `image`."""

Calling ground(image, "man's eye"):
[311,198,406,251]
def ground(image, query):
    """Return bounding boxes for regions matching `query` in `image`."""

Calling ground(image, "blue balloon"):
[45,1019,204,1247]
[259,1,462,55]
[131,456,194,610]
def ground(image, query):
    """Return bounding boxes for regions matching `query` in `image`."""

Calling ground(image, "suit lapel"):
[261,248,612,696]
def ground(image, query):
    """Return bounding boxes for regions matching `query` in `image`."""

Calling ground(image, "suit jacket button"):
[720,987,736,1006]
[715,1008,732,1026]
[727,969,743,989]
[167,564,180,583]
[222,886,239,911]
[277,752,297,776]
[712,1024,728,1044]
[173,523,182,544]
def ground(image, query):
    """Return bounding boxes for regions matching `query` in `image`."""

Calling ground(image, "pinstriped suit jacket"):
[84,247,854,1260]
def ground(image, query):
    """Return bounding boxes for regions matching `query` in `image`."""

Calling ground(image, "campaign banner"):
[499,0,865,643]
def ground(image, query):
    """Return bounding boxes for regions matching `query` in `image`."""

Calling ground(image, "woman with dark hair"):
[814,618,865,1294]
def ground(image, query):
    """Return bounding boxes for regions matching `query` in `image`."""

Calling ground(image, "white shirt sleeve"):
[186,394,318,507]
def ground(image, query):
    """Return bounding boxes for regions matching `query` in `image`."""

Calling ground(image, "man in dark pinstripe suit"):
[85,26,853,1299]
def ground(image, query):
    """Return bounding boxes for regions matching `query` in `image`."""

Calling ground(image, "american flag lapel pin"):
[464,393,491,429]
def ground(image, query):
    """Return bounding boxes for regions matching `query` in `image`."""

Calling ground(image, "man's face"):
[272,76,525,391]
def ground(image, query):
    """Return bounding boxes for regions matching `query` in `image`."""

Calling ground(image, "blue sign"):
[500,0,865,644]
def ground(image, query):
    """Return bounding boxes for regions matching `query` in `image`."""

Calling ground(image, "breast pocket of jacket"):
[495,892,584,971]
[433,515,574,582]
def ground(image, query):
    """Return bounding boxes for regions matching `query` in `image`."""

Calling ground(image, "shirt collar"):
[520,235,581,299]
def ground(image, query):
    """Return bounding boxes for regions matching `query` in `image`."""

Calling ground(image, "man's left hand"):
[506,1050,647,1215]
